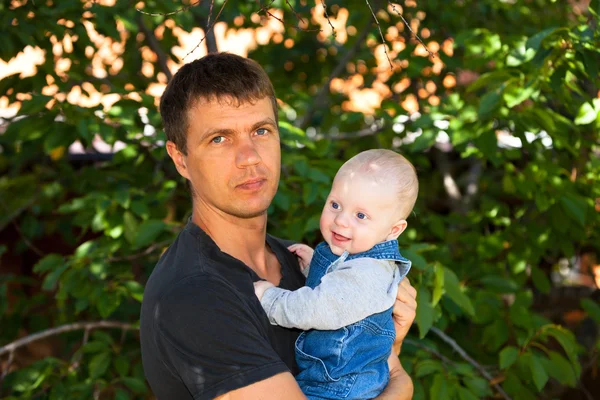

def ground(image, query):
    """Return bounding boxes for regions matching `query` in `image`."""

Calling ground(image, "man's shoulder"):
[266,234,296,249]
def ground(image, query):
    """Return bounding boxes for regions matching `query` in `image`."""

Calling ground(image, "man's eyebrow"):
[250,118,277,131]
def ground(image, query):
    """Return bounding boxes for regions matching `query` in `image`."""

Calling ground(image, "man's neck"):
[191,203,276,279]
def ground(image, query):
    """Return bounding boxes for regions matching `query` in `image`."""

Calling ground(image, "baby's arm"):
[287,244,314,277]
[254,258,398,331]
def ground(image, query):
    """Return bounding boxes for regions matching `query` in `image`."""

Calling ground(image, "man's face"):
[319,173,401,255]
[171,96,281,220]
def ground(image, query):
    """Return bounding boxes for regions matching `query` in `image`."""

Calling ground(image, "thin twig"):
[285,0,306,26]
[0,350,14,384]
[431,327,512,400]
[136,15,173,80]
[108,239,171,262]
[387,1,435,58]
[298,19,372,129]
[0,321,138,357]
[404,338,455,365]
[365,0,393,70]
[320,0,336,37]
[136,0,202,17]
[184,0,228,60]
[206,0,214,28]
[0,197,44,257]
[256,0,320,32]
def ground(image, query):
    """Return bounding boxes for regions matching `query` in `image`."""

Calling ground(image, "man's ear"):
[386,219,408,241]
[166,141,191,180]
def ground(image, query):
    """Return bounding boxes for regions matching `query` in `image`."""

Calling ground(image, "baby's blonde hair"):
[335,149,419,219]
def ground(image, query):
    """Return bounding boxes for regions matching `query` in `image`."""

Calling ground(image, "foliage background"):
[1,0,599,399]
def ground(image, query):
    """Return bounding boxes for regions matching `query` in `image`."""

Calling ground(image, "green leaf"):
[115,389,130,400]
[88,352,111,379]
[415,359,443,377]
[457,386,479,400]
[544,325,578,364]
[430,373,448,400]
[478,89,503,117]
[574,99,599,125]
[525,352,549,391]
[96,290,121,318]
[432,263,445,306]
[416,287,434,338]
[499,346,519,369]
[133,219,166,249]
[80,341,110,354]
[443,269,475,316]
[539,351,577,387]
[18,94,53,116]
[123,211,138,245]
[114,355,130,377]
[464,376,492,397]
[123,280,144,302]
[503,83,537,108]
[33,254,64,273]
[559,194,587,226]
[42,264,69,291]
[526,27,557,51]
[531,266,551,294]
[581,298,600,324]
[121,377,147,394]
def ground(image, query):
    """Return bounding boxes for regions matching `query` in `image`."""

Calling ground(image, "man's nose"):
[236,137,261,167]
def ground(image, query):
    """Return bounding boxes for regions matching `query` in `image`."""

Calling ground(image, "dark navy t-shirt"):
[140,221,305,400]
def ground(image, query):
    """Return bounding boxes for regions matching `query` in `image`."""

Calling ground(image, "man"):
[140,53,417,399]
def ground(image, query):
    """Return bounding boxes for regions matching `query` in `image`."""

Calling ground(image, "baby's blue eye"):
[357,212,366,220]
[331,201,340,210]
[211,136,225,144]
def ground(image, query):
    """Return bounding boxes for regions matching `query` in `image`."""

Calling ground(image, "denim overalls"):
[295,240,412,399]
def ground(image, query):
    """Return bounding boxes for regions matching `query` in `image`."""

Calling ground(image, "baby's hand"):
[254,280,275,301]
[287,243,314,272]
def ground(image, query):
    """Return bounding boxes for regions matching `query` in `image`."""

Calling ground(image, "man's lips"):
[236,178,267,190]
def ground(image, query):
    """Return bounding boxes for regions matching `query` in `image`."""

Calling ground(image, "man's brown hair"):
[160,53,278,154]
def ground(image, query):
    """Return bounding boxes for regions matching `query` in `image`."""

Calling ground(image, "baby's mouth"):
[332,232,350,242]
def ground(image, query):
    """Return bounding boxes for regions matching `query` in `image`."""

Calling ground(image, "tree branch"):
[136,14,173,81]
[403,338,455,365]
[184,0,228,60]
[430,327,512,400]
[298,19,372,129]
[0,321,138,358]
[365,0,393,70]
[193,3,219,54]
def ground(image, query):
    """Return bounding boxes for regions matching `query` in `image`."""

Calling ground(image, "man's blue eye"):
[256,128,268,135]
[211,136,225,144]
[357,212,366,220]
[331,202,339,209]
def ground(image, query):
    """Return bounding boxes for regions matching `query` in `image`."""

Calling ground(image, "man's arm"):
[214,372,306,400]
[376,278,417,400]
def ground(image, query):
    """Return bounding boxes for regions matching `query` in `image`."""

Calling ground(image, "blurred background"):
[0,0,599,399]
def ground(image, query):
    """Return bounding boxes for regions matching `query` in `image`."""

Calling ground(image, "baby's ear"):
[387,219,408,241]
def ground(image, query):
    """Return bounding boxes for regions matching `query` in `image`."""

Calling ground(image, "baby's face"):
[320,174,401,256]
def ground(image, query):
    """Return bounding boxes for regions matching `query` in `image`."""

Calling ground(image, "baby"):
[254,149,419,400]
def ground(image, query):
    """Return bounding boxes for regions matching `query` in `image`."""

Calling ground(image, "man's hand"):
[391,278,417,356]
[287,244,314,272]
[254,280,275,301]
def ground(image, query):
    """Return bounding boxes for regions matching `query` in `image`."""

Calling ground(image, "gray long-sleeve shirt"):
[260,257,401,331]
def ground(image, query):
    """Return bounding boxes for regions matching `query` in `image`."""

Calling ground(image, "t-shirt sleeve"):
[153,275,289,400]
